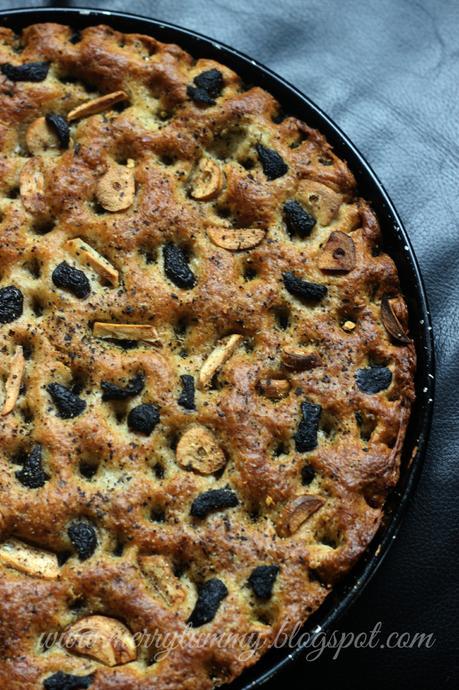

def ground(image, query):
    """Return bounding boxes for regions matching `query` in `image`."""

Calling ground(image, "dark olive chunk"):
[0,285,23,323]
[52,261,91,299]
[255,143,288,180]
[283,200,316,237]
[186,85,215,105]
[1,61,49,82]
[355,366,392,394]
[68,521,97,561]
[178,374,195,410]
[101,373,145,401]
[15,444,49,489]
[194,69,224,98]
[69,31,82,45]
[301,463,316,485]
[187,68,224,106]
[190,487,239,518]
[47,383,86,419]
[187,578,228,627]
[282,271,327,302]
[247,565,280,600]
[43,672,93,690]
[163,243,196,289]
[127,403,160,435]
[45,113,70,148]
[295,401,322,453]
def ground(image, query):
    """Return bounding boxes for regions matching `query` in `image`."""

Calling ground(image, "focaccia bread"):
[0,22,415,690]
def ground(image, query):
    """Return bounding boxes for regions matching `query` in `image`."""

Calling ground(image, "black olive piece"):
[187,85,215,106]
[47,383,86,419]
[187,578,228,628]
[187,68,224,106]
[163,243,196,289]
[247,565,280,600]
[52,261,91,299]
[15,444,49,489]
[255,143,288,180]
[69,31,82,45]
[178,374,195,410]
[283,200,316,238]
[1,61,49,82]
[127,403,160,435]
[101,373,145,401]
[282,271,327,302]
[0,285,23,323]
[295,401,322,453]
[45,113,70,148]
[43,671,94,690]
[301,463,316,485]
[355,366,392,394]
[68,521,97,561]
[190,487,239,518]
[193,69,224,98]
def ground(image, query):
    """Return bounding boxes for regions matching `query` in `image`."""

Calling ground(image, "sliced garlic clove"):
[277,495,325,537]
[19,158,46,215]
[66,238,119,286]
[96,161,135,212]
[25,116,60,156]
[380,294,410,343]
[299,179,342,226]
[281,346,322,371]
[93,322,159,343]
[207,227,266,251]
[67,91,129,122]
[0,539,59,579]
[176,425,226,474]
[1,345,25,415]
[198,334,243,389]
[318,230,356,272]
[63,615,137,666]
[190,158,223,200]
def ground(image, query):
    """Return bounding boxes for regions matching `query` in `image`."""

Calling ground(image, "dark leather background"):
[1,1,458,688]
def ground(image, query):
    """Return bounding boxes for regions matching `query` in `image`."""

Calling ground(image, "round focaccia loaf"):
[0,22,415,690]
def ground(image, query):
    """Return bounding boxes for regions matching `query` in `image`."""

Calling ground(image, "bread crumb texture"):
[0,22,415,690]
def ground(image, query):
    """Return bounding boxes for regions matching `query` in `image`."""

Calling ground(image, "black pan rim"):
[0,7,435,689]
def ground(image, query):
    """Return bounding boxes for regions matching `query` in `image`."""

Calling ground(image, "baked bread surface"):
[0,22,415,690]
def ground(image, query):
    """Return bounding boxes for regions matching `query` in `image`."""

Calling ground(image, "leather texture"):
[1,1,458,689]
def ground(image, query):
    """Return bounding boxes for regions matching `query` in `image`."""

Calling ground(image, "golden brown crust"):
[0,23,415,690]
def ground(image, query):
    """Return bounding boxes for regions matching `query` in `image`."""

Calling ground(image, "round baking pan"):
[0,7,435,689]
